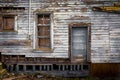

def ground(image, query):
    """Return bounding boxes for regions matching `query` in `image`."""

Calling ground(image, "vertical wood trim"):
[28,0,31,36]
[14,16,17,31]
[33,15,37,49]
[50,13,53,49]
[0,15,3,31]
[69,26,71,61]
[87,25,91,62]
[36,15,38,49]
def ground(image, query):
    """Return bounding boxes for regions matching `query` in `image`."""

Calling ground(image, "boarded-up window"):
[3,16,14,30]
[71,27,88,62]
[37,14,51,50]
[0,15,15,31]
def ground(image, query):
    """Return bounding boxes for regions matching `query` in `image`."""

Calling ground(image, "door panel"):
[71,27,87,62]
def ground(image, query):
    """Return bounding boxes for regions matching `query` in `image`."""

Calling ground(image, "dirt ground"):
[1,72,120,80]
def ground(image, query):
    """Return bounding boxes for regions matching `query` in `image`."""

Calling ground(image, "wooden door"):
[71,27,87,62]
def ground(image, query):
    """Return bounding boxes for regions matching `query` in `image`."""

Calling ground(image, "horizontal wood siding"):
[0,1,30,55]
[0,0,119,63]
[91,12,120,63]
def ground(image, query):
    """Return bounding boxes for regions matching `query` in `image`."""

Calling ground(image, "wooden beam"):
[0,7,25,13]
[92,6,120,13]
[0,40,31,46]
[84,1,120,5]
[91,63,120,77]
[0,7,25,10]
[84,1,104,4]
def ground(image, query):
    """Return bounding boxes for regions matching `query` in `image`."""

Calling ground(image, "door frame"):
[69,23,91,62]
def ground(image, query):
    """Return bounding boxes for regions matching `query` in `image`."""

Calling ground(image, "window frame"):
[69,23,91,62]
[33,12,53,52]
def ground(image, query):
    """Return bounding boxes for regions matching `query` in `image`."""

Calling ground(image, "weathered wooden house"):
[0,0,120,77]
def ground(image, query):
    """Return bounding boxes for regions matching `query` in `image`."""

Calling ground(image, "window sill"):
[33,48,53,53]
[0,31,17,35]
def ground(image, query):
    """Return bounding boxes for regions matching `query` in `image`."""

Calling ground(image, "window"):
[69,23,90,62]
[0,15,15,31]
[36,14,51,51]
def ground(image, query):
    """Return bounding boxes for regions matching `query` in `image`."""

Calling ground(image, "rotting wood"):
[0,7,25,13]
[69,16,89,20]
[80,7,88,12]
[84,1,120,5]
[114,2,120,6]
[1,54,70,64]
[92,6,120,13]
[93,6,120,11]
[69,22,91,27]
[83,0,104,4]
[0,40,31,46]
[91,63,120,77]
[0,0,16,2]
